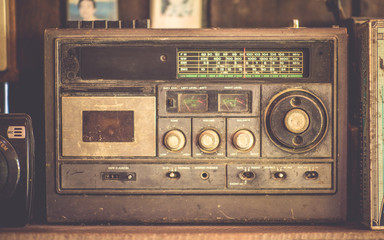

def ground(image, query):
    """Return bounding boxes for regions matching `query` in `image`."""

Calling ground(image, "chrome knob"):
[232,129,255,151]
[284,108,310,134]
[163,130,186,152]
[198,129,220,153]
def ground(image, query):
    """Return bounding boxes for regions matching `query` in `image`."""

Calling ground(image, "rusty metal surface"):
[357,19,384,230]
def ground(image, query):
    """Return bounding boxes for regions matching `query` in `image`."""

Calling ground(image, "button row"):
[66,19,150,29]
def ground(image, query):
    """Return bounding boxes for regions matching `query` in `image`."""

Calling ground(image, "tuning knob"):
[284,108,310,134]
[163,130,186,152]
[232,129,255,152]
[198,129,221,153]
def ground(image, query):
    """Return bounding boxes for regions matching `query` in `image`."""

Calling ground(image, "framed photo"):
[67,0,118,21]
[150,0,204,28]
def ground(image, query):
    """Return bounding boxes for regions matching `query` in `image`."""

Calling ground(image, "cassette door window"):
[61,96,156,157]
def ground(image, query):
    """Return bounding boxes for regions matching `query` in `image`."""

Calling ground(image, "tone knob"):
[284,108,310,134]
[163,130,186,152]
[232,129,255,151]
[198,129,220,153]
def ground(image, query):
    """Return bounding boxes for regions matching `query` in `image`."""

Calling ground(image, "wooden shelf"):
[1,224,384,240]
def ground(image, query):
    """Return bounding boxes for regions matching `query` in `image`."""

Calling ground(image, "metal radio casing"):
[45,27,347,223]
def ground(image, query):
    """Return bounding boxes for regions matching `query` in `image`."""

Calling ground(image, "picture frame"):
[150,0,205,28]
[67,0,118,21]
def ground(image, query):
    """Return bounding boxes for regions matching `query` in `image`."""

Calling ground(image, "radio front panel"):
[57,82,334,194]
[60,163,333,192]
[59,40,331,83]
[45,28,347,223]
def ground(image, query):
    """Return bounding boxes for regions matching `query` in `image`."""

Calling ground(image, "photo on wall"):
[67,0,118,21]
[150,0,203,28]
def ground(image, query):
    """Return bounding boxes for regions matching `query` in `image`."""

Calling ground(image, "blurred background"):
[1,0,384,224]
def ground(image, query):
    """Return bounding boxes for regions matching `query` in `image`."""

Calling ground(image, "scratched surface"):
[377,27,384,226]
[1,224,384,240]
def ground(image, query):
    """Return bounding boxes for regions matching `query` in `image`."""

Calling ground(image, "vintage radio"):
[45,24,347,223]
[357,19,384,229]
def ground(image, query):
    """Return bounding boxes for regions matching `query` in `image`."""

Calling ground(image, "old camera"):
[0,113,34,226]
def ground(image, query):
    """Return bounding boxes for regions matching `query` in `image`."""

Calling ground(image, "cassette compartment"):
[60,96,156,157]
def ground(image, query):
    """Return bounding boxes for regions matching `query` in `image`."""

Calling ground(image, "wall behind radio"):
[5,0,384,224]
[210,0,352,27]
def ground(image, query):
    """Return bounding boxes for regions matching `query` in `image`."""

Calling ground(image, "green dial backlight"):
[177,49,304,79]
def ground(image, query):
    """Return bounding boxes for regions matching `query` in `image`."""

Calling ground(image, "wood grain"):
[0,225,383,240]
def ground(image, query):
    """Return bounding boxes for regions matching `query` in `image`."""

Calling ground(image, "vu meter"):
[219,94,249,112]
[178,94,208,113]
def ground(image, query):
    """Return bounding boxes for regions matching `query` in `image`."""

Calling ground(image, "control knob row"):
[163,129,255,153]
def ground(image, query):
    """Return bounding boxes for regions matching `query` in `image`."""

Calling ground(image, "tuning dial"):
[232,129,255,152]
[163,130,186,152]
[198,129,221,153]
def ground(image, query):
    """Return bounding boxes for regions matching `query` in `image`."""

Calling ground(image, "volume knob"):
[198,129,220,153]
[164,130,186,152]
[232,129,255,151]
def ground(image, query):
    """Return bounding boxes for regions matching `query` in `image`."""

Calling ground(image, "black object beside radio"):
[0,113,34,227]
[45,24,347,223]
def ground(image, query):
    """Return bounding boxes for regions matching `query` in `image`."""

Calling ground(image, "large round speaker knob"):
[264,89,328,153]
[232,129,255,152]
[198,129,221,153]
[163,130,186,152]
